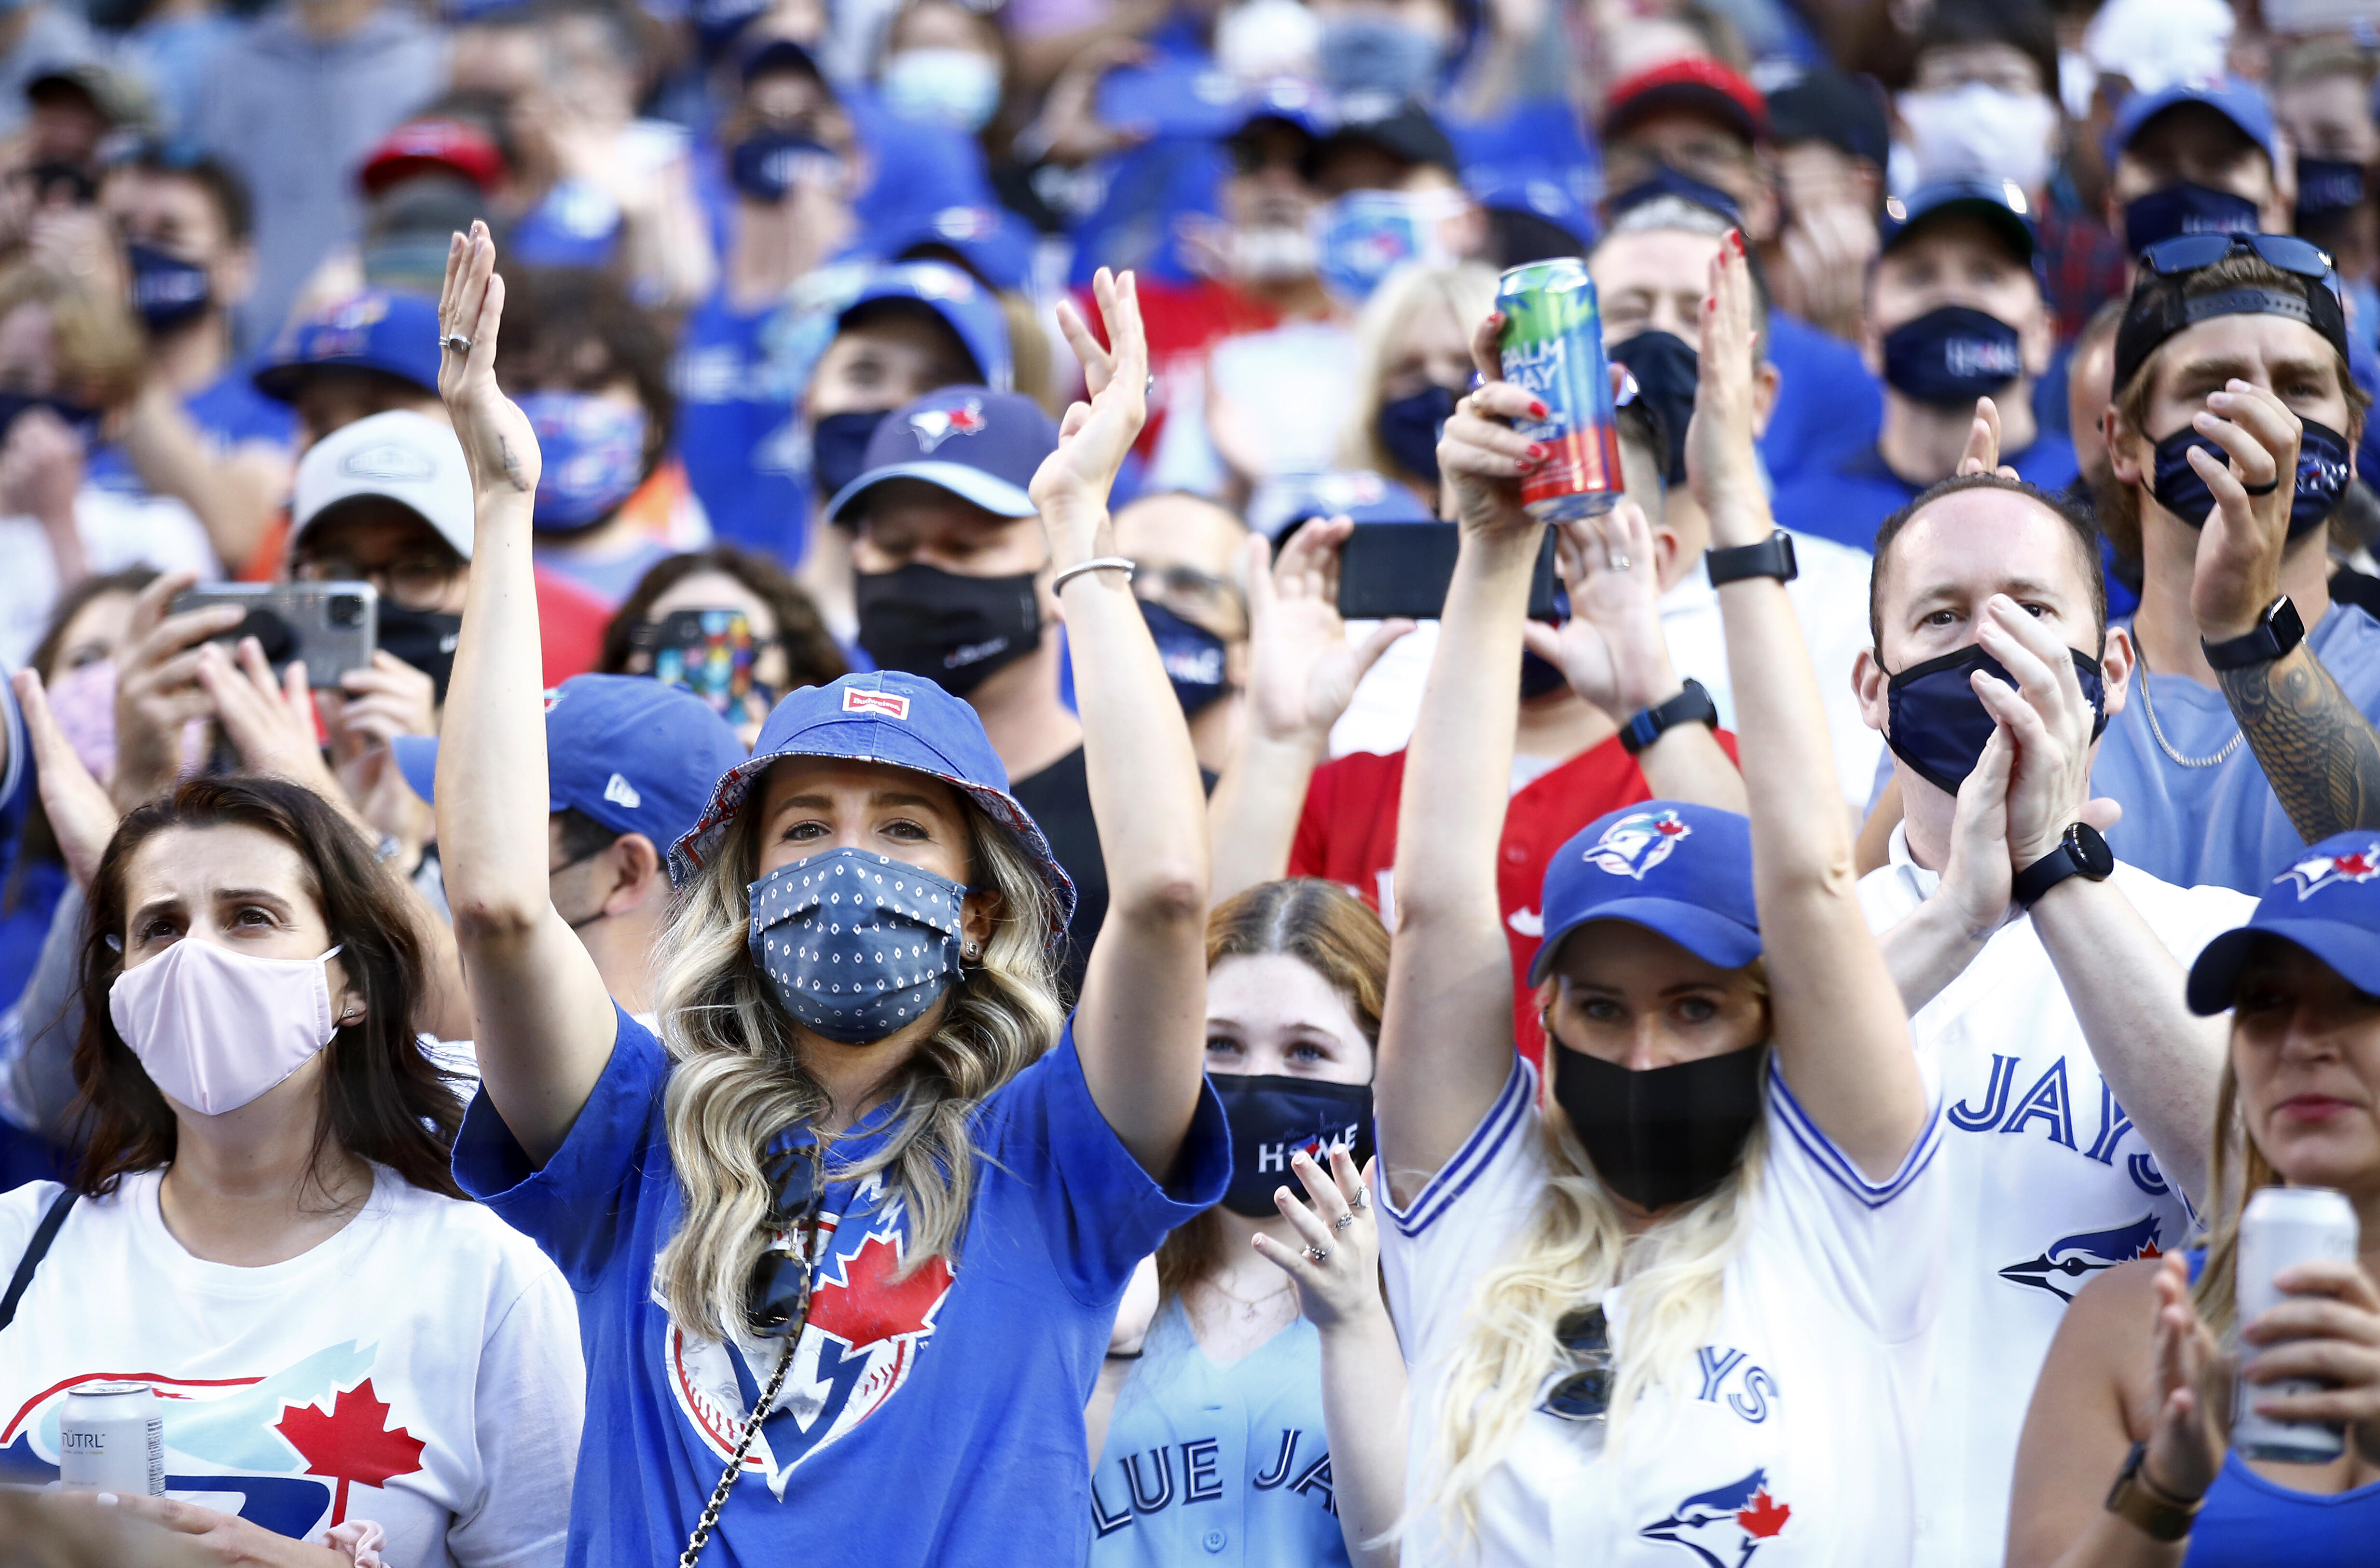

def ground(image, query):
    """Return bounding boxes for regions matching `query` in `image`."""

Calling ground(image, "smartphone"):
[170,582,378,688]
[1336,523,1560,621]
[632,608,760,716]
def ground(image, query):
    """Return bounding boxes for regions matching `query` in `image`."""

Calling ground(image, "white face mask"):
[881,49,1002,136]
[109,938,344,1116]
[1897,83,2059,194]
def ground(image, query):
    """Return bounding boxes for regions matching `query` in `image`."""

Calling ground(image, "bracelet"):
[1104,1348,1144,1361]
[1051,557,1137,594]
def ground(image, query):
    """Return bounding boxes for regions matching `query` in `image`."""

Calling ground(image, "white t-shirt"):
[0,1167,583,1568]
[0,487,219,667]
[1856,831,2252,1568]
[1381,1057,1944,1567]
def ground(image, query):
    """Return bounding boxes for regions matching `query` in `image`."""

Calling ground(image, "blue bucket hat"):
[1528,801,1760,984]
[670,670,1077,943]
[254,289,443,403]
[2187,831,2380,1014]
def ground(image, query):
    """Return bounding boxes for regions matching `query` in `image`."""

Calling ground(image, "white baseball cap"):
[290,410,474,561]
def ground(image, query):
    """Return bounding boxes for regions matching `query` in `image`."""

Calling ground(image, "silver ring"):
[441,333,473,354]
[1333,1212,1355,1231]
[1608,551,1630,572]
[1350,1186,1369,1210]
[1304,1244,1328,1263]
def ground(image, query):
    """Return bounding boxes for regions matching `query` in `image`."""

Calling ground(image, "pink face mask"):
[44,658,117,783]
[108,938,345,1115]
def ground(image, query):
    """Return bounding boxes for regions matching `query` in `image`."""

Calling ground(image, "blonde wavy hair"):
[650,776,1065,1340]
[2189,1051,2278,1343]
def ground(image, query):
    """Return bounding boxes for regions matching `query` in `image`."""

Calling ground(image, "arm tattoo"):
[2218,645,2380,841]
[496,435,532,495]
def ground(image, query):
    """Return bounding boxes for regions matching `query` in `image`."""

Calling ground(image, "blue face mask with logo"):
[1880,305,2024,408]
[1141,600,1229,715]
[748,846,971,1044]
[1316,192,1452,304]
[1376,385,1454,484]
[1885,642,2107,796]
[2296,157,2367,228]
[1210,1074,1375,1217]
[127,244,210,334]
[2122,182,2261,255]
[520,393,647,532]
[2149,417,2354,540]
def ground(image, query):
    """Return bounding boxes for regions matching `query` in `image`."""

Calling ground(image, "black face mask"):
[0,392,99,446]
[854,563,1041,697]
[378,605,463,701]
[1552,1041,1765,1210]
[812,409,889,508]
[1884,641,2107,796]
[1609,329,1696,486]
[127,244,212,335]
[1211,1074,1375,1218]
[2296,157,2367,229]
[1880,305,2024,408]
[1376,385,1454,485]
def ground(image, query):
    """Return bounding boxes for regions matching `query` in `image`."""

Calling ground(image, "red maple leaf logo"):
[1736,1488,1791,1540]
[274,1380,426,1527]
[807,1233,954,1351]
[1656,819,1687,836]
[2338,852,2377,878]
[947,405,986,436]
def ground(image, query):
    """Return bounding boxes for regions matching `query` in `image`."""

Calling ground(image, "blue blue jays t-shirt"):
[85,366,298,496]
[1772,429,2079,552]
[454,1006,1230,1568]
[674,292,811,562]
[1759,311,1881,489]
[2093,603,2380,894]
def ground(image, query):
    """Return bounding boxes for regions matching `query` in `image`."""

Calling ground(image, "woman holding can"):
[1379,234,1944,1564]
[2006,833,2380,1568]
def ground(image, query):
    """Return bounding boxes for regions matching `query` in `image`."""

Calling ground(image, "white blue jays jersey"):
[1857,839,2251,1568]
[1089,1300,1349,1567]
[1380,1057,1945,1568]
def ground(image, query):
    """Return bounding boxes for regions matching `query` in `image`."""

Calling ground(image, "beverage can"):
[2234,1185,2360,1463]
[1496,258,1623,522]
[58,1382,165,1495]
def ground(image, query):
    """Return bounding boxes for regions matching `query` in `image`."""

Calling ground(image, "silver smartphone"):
[169,582,378,688]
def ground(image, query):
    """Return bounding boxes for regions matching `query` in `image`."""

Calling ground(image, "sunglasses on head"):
[1537,1303,1612,1423]
[746,1126,825,1337]
[2139,233,2336,287]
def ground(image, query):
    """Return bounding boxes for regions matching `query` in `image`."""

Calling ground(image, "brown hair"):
[1156,880,1391,1302]
[0,262,145,412]
[2189,1050,2278,1340]
[69,776,464,1200]
[1869,471,2108,649]
[598,544,848,692]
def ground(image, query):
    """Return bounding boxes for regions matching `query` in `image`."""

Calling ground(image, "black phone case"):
[1335,523,1561,620]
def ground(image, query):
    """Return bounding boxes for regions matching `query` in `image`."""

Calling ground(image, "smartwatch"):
[1620,678,1720,756]
[2012,822,2115,908]
[2201,594,2306,672]
[2103,1441,2201,1543]
[1705,530,1799,587]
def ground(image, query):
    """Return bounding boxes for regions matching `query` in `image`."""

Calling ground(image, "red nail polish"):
[1530,400,1549,418]
[1528,443,1548,460]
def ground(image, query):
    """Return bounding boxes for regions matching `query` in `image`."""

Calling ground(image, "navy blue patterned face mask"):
[2149,417,2355,540]
[748,847,971,1044]
[1880,306,2023,408]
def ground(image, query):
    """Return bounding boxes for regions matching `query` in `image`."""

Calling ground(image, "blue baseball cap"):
[1232,76,1334,144]
[836,260,1012,394]
[393,674,748,853]
[1881,178,2039,266]
[1468,165,1594,249]
[1528,802,1760,984]
[254,289,443,403]
[1252,469,1436,540]
[2108,78,2279,168]
[870,206,1038,295]
[2187,832,2380,1014]
[823,386,1058,525]
[670,670,1076,939]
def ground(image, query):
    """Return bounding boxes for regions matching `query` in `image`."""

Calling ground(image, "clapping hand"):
[1686,230,1768,543]
[1966,593,2123,867]
[1522,500,1678,722]
[1241,517,1414,749]
[2183,378,2304,642]
[1032,266,1148,556]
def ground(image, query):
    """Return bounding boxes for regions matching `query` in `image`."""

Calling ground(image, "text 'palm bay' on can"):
[2234,1185,2360,1463]
[59,1381,166,1494]
[1497,258,1623,522]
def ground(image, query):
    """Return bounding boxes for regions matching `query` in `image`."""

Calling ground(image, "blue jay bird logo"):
[1998,1214,2164,1302]
[1584,810,1692,881]
[1639,1468,1793,1564]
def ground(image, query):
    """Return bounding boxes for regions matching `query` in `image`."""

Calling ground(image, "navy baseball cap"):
[1528,802,1760,984]
[1881,178,2039,266]
[2108,78,2280,168]
[393,675,748,853]
[2187,832,2380,1013]
[670,670,1076,940]
[824,386,1058,525]
[254,289,443,403]
[836,260,1012,394]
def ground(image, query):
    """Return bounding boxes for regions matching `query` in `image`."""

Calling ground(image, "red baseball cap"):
[358,118,508,198]
[1603,57,1769,146]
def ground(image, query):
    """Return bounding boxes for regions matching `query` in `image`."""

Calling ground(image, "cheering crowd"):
[1,0,2380,1564]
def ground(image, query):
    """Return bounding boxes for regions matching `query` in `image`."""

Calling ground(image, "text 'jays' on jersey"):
[1857,832,2253,1568]
[1380,1057,1946,1568]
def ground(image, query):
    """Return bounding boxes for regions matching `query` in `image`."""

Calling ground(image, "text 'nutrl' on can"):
[1497,258,1623,522]
[59,1381,166,1494]
[2234,1186,2360,1463]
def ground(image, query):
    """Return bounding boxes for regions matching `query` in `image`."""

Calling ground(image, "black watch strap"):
[2012,823,2115,908]
[1620,678,1720,755]
[2201,594,2306,671]
[1705,530,1799,587]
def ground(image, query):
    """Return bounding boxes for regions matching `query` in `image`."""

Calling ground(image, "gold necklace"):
[1202,1273,1295,1323]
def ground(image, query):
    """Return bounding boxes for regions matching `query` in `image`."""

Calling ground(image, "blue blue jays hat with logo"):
[254,289,443,403]
[2108,78,2280,168]
[1881,178,2040,266]
[2187,832,2380,1014]
[837,260,1012,394]
[670,670,1077,940]
[394,674,748,853]
[1528,801,1760,984]
[824,385,1059,525]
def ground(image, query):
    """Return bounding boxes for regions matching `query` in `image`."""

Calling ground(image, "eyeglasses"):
[293,553,464,611]
[2139,233,2336,287]
[746,1126,825,1337]
[1133,562,1246,624]
[1536,1303,1612,1423]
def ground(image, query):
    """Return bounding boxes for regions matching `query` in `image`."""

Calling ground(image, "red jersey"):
[1077,276,1281,456]
[1288,730,1740,1063]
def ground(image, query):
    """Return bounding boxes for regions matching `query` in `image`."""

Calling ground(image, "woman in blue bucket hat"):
[429,222,1226,1568]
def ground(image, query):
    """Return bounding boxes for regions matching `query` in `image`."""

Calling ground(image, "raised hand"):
[1521,499,1678,722]
[437,222,539,508]
[1242,518,1414,747]
[1967,593,2124,866]
[13,667,117,887]
[1252,1147,1387,1333]
[2141,1253,2232,1505]
[2186,378,2303,641]
[1686,229,1768,543]
[1033,266,1148,556]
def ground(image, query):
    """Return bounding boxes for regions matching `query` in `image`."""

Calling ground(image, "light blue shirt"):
[1089,1299,1350,1567]
[2091,603,2380,893]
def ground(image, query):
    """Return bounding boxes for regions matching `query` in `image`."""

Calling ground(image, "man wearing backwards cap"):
[2087,234,2380,894]
[393,674,745,1020]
